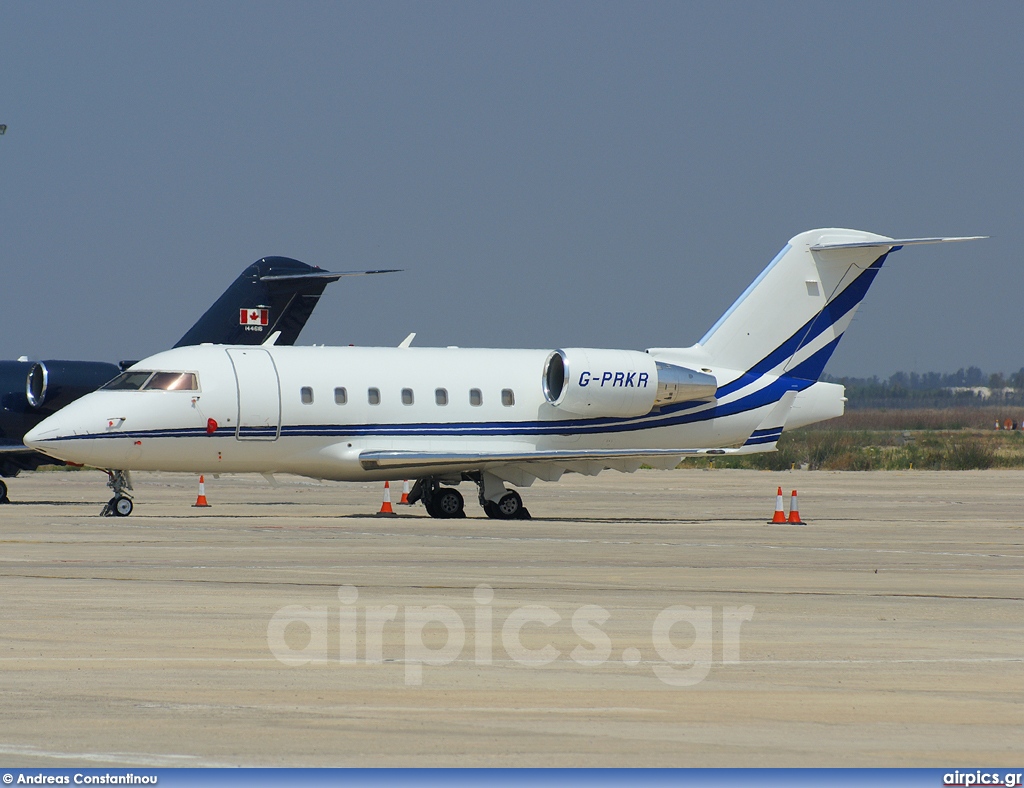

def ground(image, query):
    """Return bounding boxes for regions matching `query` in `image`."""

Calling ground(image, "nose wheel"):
[100,470,134,517]
[103,495,134,517]
[0,479,8,504]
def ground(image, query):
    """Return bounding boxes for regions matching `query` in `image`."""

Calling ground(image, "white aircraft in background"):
[25,229,981,519]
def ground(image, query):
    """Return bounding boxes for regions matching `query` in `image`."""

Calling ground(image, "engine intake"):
[542,349,716,418]
[26,360,121,411]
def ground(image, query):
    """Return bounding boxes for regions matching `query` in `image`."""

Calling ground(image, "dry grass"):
[685,408,1024,471]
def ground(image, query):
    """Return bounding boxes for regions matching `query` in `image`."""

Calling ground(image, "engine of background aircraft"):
[26,360,121,413]
[542,348,717,419]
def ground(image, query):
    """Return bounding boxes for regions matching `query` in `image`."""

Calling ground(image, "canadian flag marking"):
[239,308,269,326]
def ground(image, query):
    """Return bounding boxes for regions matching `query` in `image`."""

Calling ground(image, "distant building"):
[947,386,1016,399]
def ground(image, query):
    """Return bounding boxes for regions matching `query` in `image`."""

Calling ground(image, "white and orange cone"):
[787,489,805,525]
[399,479,411,505]
[377,480,397,516]
[769,486,786,523]
[192,475,211,508]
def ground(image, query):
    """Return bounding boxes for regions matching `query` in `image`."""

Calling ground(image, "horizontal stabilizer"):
[810,236,986,251]
[261,268,401,282]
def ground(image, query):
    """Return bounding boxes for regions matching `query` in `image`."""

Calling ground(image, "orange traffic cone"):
[787,490,805,524]
[377,480,397,516]
[768,486,786,523]
[192,475,211,508]
[399,479,411,505]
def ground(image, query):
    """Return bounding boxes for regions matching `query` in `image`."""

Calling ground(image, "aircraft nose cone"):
[24,414,67,452]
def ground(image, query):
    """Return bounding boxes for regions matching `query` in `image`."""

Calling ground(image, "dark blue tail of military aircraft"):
[173,256,348,349]
[1,257,396,500]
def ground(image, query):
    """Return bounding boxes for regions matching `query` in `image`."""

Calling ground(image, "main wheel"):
[494,490,524,520]
[0,479,8,503]
[434,487,465,519]
[113,496,134,517]
[483,500,500,519]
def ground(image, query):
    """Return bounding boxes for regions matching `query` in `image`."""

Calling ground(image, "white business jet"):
[25,229,981,519]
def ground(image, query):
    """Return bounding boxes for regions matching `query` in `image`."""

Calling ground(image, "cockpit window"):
[100,371,199,391]
[144,372,198,391]
[102,371,154,391]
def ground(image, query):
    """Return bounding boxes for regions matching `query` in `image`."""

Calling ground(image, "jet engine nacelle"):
[26,360,121,412]
[542,348,717,418]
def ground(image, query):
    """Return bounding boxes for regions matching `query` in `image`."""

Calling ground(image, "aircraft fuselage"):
[24,343,836,481]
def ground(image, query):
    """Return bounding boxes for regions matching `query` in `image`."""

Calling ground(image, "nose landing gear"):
[100,470,134,517]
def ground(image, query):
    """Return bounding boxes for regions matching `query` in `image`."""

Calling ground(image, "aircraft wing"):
[358,394,797,484]
[358,443,771,486]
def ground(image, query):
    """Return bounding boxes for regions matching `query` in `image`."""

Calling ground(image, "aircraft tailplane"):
[697,229,981,382]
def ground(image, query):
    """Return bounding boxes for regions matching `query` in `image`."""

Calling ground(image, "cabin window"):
[368,387,381,405]
[300,386,313,404]
[435,388,448,406]
[334,387,347,405]
[401,388,414,405]
[501,388,515,407]
[470,388,483,407]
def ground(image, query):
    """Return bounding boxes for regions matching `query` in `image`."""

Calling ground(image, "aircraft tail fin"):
[172,258,399,348]
[697,229,982,381]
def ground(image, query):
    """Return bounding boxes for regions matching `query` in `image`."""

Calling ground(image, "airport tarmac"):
[0,468,1021,767]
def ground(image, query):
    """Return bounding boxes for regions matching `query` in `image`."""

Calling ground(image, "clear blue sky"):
[1,1,1018,377]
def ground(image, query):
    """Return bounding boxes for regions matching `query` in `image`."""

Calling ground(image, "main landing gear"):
[0,463,17,503]
[408,479,466,519]
[482,489,527,520]
[408,473,531,520]
[100,470,134,517]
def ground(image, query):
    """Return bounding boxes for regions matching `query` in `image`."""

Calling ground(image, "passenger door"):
[226,348,281,440]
